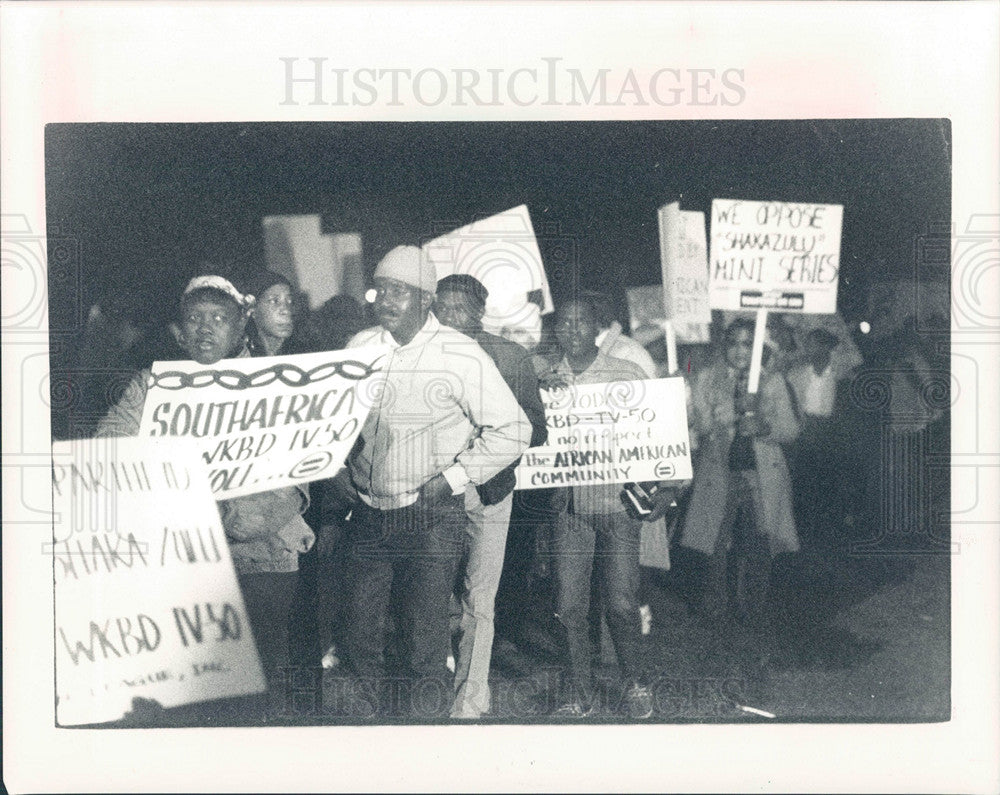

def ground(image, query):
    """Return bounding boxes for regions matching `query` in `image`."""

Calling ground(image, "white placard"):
[137,346,389,498]
[262,214,339,310]
[52,437,265,726]
[659,202,712,332]
[515,377,693,489]
[708,198,843,313]
[422,205,555,339]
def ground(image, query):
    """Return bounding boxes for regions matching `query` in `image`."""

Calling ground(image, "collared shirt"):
[800,364,837,418]
[553,350,647,515]
[346,313,531,510]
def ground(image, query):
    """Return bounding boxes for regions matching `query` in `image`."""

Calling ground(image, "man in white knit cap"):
[342,245,530,719]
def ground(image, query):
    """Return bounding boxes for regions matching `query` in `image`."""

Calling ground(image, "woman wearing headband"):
[97,275,314,719]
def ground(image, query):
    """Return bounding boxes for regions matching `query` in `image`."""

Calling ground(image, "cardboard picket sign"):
[422,205,554,345]
[137,345,389,499]
[626,285,711,347]
[262,215,367,309]
[51,437,265,726]
[515,377,693,489]
[708,199,843,314]
[658,202,712,340]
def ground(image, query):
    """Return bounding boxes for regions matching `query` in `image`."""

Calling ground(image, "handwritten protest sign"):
[515,378,692,489]
[423,205,554,344]
[708,199,843,314]
[658,202,712,343]
[138,346,388,499]
[263,215,367,310]
[52,437,264,725]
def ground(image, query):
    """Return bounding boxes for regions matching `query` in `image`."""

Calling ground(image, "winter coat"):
[681,358,800,555]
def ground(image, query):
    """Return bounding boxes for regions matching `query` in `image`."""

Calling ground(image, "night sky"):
[45,119,950,343]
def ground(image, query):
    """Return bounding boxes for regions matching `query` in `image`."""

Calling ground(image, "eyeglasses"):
[373,282,413,301]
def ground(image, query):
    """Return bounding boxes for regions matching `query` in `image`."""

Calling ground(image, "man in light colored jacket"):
[342,246,530,718]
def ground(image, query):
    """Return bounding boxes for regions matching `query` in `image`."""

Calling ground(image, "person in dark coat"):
[434,273,548,718]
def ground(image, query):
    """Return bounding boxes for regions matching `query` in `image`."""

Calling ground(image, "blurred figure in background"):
[53,289,149,439]
[785,328,859,548]
[295,294,368,354]
[587,290,658,380]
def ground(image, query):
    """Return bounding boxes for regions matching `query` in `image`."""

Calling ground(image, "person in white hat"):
[97,274,314,721]
[340,245,531,719]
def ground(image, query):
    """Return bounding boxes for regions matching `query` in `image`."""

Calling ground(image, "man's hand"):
[538,370,569,391]
[645,486,679,523]
[420,472,454,504]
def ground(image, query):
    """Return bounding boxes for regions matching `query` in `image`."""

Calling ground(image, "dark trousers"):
[315,519,348,654]
[791,416,845,548]
[237,570,299,719]
[343,494,464,716]
[238,571,298,675]
[704,471,771,622]
[495,488,558,637]
[552,509,643,703]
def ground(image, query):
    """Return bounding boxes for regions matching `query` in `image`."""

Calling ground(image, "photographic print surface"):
[3,3,997,793]
[44,119,951,726]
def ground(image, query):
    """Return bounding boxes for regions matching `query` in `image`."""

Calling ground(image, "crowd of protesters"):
[60,241,944,724]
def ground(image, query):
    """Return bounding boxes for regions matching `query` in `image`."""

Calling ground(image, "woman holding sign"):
[681,318,800,628]
[97,275,314,715]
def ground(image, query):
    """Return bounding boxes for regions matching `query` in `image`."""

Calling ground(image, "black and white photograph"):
[3,3,998,793]
[43,119,952,728]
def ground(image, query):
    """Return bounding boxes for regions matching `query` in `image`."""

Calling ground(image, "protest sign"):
[263,215,362,310]
[515,377,692,489]
[52,437,264,726]
[138,345,389,499]
[708,199,843,314]
[327,232,367,304]
[658,202,712,344]
[423,205,554,344]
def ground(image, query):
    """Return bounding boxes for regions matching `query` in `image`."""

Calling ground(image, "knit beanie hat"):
[373,245,437,294]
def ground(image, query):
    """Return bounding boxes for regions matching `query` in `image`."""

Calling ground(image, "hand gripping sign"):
[51,437,265,725]
[138,345,389,499]
[515,377,693,489]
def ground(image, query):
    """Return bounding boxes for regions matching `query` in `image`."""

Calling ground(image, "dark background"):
[42,120,953,720]
[45,119,951,341]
